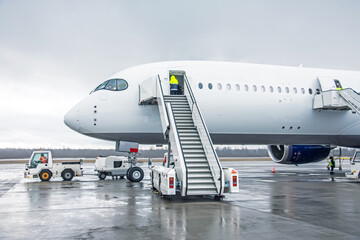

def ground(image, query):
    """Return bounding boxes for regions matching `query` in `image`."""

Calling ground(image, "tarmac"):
[0,160,359,239]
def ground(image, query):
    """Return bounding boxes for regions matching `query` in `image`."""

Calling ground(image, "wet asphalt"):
[0,160,359,239]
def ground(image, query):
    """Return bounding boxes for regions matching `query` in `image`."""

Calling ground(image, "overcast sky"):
[0,0,360,149]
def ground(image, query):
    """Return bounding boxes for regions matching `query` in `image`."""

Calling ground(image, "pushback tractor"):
[24,150,83,181]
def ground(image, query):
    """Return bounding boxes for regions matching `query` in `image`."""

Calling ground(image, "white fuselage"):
[64,61,360,148]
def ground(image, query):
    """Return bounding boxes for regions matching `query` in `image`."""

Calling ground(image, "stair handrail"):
[339,89,360,114]
[166,102,188,196]
[156,75,170,138]
[183,75,223,195]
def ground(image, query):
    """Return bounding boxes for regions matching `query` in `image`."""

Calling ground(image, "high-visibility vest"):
[170,75,178,85]
[329,159,335,167]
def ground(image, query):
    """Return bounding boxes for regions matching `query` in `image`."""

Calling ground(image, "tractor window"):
[354,152,360,163]
[113,161,122,168]
[30,153,49,168]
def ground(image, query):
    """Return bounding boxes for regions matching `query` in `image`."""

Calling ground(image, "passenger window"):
[106,79,117,90]
[277,86,282,93]
[253,85,257,92]
[235,84,240,91]
[117,79,128,91]
[198,83,203,89]
[269,86,274,93]
[226,84,231,90]
[293,87,297,94]
[285,87,289,93]
[208,83,213,89]
[261,85,265,92]
[244,84,249,91]
[309,88,313,94]
[217,83,222,90]
[301,88,305,94]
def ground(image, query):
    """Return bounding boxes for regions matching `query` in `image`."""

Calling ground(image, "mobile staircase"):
[144,72,238,197]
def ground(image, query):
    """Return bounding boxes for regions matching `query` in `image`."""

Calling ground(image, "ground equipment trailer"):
[345,150,360,179]
[94,141,144,182]
[94,155,144,182]
[24,150,83,181]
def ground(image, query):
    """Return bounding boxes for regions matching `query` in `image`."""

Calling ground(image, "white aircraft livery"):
[64,61,360,165]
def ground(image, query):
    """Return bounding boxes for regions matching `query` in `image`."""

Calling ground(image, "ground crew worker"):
[329,156,335,174]
[170,75,179,95]
[40,154,47,163]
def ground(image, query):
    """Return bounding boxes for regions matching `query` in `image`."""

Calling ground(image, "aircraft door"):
[317,76,343,91]
[169,70,185,95]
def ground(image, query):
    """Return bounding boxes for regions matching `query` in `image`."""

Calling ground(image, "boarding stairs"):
[156,74,223,196]
[314,88,360,115]
[338,89,360,114]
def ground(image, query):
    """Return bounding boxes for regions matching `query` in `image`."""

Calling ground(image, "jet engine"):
[267,145,331,164]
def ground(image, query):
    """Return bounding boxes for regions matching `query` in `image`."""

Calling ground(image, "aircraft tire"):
[127,167,144,182]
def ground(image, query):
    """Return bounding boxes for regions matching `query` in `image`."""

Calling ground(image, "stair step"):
[187,168,211,173]
[177,124,195,128]
[186,189,218,195]
[181,144,203,149]
[184,152,205,156]
[176,119,194,123]
[174,116,193,120]
[183,149,204,154]
[181,141,201,145]
[186,162,209,168]
[178,132,199,137]
[187,183,217,190]
[188,178,214,184]
[188,173,213,178]
[185,158,207,162]
[173,110,192,113]
[178,128,197,133]
[180,136,200,140]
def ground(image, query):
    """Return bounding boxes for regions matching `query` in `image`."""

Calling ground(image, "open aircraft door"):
[317,76,342,91]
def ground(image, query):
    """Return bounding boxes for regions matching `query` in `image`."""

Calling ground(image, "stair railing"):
[156,75,170,138]
[183,75,224,195]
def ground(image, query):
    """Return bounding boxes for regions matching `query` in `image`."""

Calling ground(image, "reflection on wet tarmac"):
[0,161,359,239]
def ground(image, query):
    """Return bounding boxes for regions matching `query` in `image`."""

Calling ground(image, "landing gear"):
[126,167,144,182]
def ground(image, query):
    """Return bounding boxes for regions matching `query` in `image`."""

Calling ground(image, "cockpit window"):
[105,79,117,90]
[117,79,128,91]
[92,79,128,93]
[95,80,109,91]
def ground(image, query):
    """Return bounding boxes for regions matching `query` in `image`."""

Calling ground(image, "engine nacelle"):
[267,145,331,164]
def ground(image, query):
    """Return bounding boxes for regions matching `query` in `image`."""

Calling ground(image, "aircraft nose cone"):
[64,107,79,132]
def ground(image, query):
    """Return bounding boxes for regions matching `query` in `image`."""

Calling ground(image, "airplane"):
[64,61,360,166]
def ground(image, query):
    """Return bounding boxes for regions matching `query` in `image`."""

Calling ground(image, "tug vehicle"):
[24,150,83,181]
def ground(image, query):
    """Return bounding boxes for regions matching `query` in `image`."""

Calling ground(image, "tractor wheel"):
[98,172,106,180]
[61,169,74,181]
[39,170,52,181]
